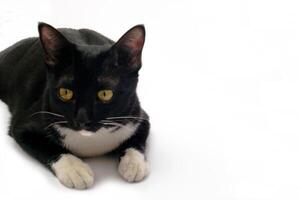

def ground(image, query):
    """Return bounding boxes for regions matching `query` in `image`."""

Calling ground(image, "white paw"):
[118,148,149,182]
[51,154,94,189]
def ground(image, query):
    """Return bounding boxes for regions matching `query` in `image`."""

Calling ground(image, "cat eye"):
[98,90,113,103]
[58,88,74,102]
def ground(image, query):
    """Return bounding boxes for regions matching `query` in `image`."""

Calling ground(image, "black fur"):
[0,23,149,170]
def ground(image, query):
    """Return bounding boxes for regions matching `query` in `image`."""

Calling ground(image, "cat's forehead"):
[55,44,120,86]
[57,64,119,88]
[75,44,115,72]
[97,75,119,86]
[76,44,112,57]
[57,73,119,89]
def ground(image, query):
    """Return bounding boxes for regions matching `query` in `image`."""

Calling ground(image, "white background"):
[0,0,300,199]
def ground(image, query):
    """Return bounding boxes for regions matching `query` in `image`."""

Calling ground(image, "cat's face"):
[38,23,145,131]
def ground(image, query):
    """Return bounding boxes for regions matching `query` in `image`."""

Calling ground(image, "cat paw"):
[118,148,149,182]
[51,154,94,189]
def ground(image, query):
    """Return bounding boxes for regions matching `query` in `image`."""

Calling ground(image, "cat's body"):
[0,24,150,189]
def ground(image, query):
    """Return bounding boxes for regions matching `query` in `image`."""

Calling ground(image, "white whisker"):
[106,116,148,121]
[45,121,68,130]
[97,121,136,132]
[97,122,123,127]
[31,111,65,118]
[100,119,119,123]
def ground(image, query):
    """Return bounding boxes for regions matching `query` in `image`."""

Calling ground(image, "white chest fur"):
[55,123,139,157]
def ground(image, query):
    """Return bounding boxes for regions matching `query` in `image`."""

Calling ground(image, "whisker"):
[97,121,136,132]
[44,121,68,130]
[97,122,130,132]
[106,116,149,121]
[97,122,123,127]
[31,111,65,118]
[99,119,119,123]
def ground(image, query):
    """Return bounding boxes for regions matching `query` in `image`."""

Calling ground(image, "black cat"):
[0,23,150,189]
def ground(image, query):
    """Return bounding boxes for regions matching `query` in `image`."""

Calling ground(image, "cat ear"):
[113,25,145,72]
[38,22,71,66]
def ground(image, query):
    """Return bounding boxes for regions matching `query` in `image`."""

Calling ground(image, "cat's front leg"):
[12,127,94,189]
[51,154,94,189]
[118,148,149,182]
[117,121,150,182]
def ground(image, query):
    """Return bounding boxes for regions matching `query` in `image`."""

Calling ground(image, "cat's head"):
[38,23,145,131]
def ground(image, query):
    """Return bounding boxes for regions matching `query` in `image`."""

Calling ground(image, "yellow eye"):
[98,90,113,103]
[58,88,74,102]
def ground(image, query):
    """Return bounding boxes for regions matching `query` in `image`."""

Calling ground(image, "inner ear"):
[38,22,71,67]
[113,25,145,71]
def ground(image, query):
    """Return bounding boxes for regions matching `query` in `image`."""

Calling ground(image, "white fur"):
[55,122,139,157]
[51,154,94,189]
[118,148,149,182]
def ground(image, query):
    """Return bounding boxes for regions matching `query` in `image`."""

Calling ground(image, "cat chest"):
[55,123,139,157]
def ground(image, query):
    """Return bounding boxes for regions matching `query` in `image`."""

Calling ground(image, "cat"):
[0,22,150,189]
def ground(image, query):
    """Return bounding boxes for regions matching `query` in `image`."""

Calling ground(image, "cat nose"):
[75,108,90,129]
